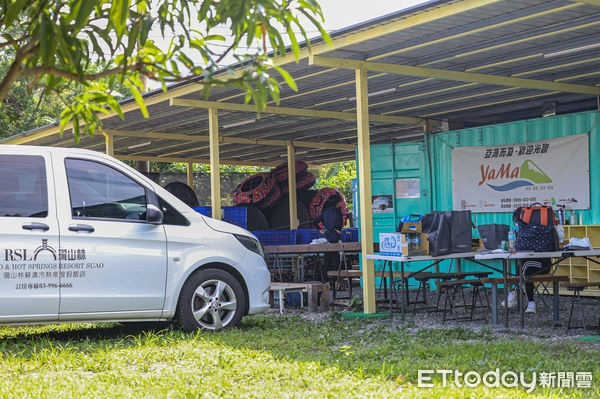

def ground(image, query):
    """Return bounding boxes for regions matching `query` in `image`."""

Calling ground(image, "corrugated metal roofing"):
[3,0,600,166]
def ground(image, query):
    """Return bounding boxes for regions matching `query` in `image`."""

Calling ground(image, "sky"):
[146,0,430,89]
[319,0,430,31]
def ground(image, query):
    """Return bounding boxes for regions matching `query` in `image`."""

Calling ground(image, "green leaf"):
[139,14,155,45]
[106,99,124,119]
[272,65,297,92]
[39,13,54,63]
[286,25,299,59]
[125,23,140,56]
[127,83,148,118]
[299,10,332,46]
[74,0,96,31]
[325,166,339,180]
[72,115,81,143]
[4,0,28,26]
[87,31,103,59]
[109,0,130,38]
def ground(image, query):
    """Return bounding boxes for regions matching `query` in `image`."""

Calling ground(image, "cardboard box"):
[379,232,429,256]
[401,233,429,256]
[399,222,422,234]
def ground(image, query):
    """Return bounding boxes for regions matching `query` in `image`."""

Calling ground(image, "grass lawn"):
[0,314,597,398]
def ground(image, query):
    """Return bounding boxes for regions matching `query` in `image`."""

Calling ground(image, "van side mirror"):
[146,203,163,224]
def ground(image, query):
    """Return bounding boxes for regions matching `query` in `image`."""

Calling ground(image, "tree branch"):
[0,35,29,49]
[20,62,144,81]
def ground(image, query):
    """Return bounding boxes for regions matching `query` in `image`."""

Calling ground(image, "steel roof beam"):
[310,55,600,96]
[141,119,356,157]
[366,0,580,61]
[102,129,356,151]
[169,98,423,125]
[417,13,600,67]
[114,154,282,167]
[261,0,503,68]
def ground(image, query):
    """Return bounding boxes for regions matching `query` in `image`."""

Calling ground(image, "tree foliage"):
[0,0,329,139]
[314,161,356,208]
[0,54,132,138]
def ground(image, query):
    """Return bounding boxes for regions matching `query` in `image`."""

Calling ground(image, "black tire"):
[176,269,246,332]
[241,204,270,230]
[264,200,310,230]
[164,182,199,208]
[298,189,318,208]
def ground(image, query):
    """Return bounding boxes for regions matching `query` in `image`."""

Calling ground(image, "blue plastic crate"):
[342,228,359,242]
[193,206,212,217]
[224,207,247,229]
[286,292,302,307]
[193,206,247,229]
[296,229,324,244]
[251,230,297,246]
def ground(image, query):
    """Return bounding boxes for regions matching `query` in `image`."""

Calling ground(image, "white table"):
[368,249,600,329]
[474,252,517,329]
[475,249,600,329]
[366,252,479,320]
[509,250,600,329]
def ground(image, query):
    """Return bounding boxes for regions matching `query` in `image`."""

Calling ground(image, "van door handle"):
[22,222,50,231]
[68,224,95,233]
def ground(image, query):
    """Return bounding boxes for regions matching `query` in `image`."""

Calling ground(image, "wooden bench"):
[438,279,488,324]
[481,275,569,285]
[269,282,330,313]
[411,271,491,313]
[269,283,306,314]
[481,275,569,326]
[560,282,600,333]
[327,269,361,303]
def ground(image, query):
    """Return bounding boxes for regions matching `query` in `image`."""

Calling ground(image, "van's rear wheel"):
[176,269,245,332]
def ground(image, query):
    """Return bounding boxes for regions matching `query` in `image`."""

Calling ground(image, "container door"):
[370,142,430,238]
[0,151,60,322]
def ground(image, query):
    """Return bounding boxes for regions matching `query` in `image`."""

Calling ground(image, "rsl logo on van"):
[4,239,86,261]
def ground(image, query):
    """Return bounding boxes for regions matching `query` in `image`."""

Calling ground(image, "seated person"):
[313,195,343,281]
[501,258,552,314]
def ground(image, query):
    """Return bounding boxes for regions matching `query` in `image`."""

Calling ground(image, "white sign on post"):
[452,134,589,213]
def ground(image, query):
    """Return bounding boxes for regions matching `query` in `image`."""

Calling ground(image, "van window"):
[158,196,189,226]
[65,159,147,221]
[0,155,48,218]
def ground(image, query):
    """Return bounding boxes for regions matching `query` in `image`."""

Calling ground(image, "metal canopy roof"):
[4,0,600,166]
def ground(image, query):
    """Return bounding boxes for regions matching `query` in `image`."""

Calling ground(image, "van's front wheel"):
[176,269,245,332]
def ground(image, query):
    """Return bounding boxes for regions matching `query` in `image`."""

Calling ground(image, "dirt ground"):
[269,288,600,341]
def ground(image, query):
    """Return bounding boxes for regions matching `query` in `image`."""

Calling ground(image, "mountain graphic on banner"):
[487,160,552,191]
[520,160,552,183]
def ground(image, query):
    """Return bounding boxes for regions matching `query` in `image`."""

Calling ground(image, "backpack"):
[513,203,558,252]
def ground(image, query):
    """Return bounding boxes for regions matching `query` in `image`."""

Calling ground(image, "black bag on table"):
[450,210,473,253]
[477,224,509,250]
[421,211,451,256]
[513,203,558,252]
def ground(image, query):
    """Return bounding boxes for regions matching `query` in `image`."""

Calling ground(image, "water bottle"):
[415,234,421,254]
[508,229,515,252]
[408,234,415,254]
[557,208,565,225]
[569,210,578,226]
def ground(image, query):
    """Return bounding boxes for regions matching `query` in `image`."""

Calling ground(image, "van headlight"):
[234,234,264,258]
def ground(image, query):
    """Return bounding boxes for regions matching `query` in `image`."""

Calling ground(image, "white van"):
[0,146,271,331]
